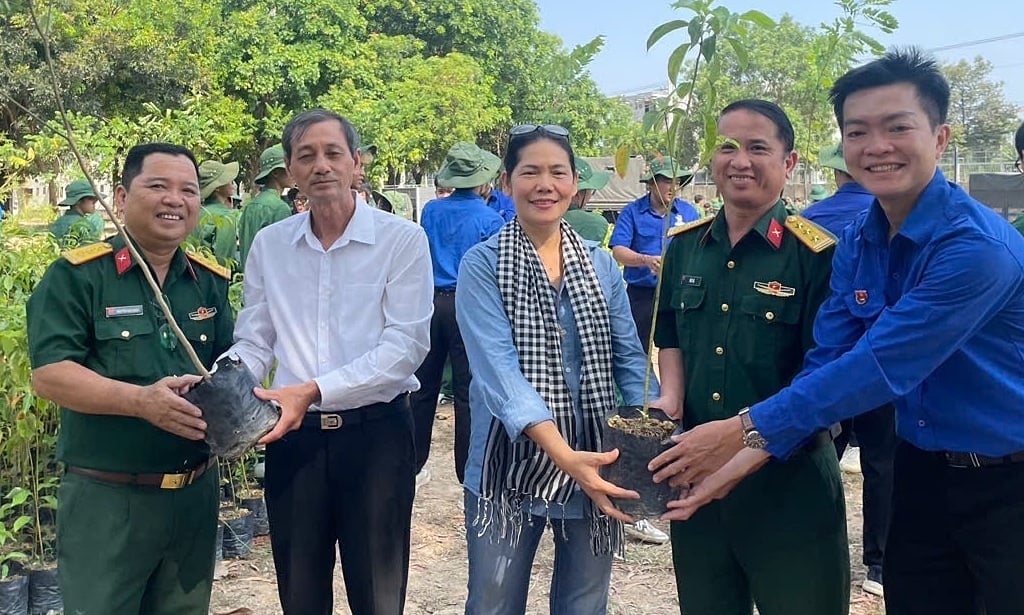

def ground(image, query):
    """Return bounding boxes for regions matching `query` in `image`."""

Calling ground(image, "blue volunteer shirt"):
[609,194,699,287]
[750,170,1024,459]
[487,189,516,223]
[421,189,504,290]
[800,182,875,237]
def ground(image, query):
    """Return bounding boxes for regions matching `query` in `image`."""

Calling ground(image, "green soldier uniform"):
[564,157,610,243]
[51,179,106,246]
[563,209,608,243]
[192,160,240,267]
[27,236,233,614]
[238,145,291,271]
[654,201,849,615]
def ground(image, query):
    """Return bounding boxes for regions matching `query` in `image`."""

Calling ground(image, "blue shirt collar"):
[862,169,950,246]
[637,193,683,216]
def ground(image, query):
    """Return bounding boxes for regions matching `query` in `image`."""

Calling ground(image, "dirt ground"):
[209,408,886,615]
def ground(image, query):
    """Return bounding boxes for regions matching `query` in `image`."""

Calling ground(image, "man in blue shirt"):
[485,184,515,222]
[609,156,700,354]
[411,141,504,484]
[803,141,894,598]
[650,48,1024,615]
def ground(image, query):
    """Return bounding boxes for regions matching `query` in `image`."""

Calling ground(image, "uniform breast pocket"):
[181,319,216,366]
[671,285,706,348]
[735,295,801,364]
[93,317,155,379]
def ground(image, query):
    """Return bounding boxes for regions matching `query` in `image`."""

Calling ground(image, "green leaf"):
[739,9,775,28]
[700,35,717,63]
[667,43,690,83]
[614,145,631,179]
[647,19,688,50]
[686,19,703,44]
[728,37,750,70]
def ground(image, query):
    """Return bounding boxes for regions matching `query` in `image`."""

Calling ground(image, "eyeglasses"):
[509,124,570,139]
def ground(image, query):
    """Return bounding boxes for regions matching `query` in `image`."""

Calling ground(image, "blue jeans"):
[464,489,612,615]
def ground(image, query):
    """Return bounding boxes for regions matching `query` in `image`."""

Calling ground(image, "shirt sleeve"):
[314,227,434,407]
[593,249,658,404]
[27,259,93,368]
[750,234,1024,458]
[608,205,636,249]
[456,244,553,442]
[225,233,278,381]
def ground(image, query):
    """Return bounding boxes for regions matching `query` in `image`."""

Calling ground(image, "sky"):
[534,0,1024,107]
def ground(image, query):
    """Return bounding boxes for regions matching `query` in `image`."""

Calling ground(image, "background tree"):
[942,56,1019,155]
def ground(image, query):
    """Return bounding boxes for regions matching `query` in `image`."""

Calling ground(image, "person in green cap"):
[563,157,610,243]
[649,99,848,615]
[238,144,292,271]
[808,185,830,203]
[27,143,233,615]
[50,179,106,246]
[410,141,504,485]
[192,159,240,267]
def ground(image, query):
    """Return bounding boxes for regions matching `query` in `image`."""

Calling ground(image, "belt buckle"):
[160,470,192,489]
[320,414,343,430]
[944,452,981,469]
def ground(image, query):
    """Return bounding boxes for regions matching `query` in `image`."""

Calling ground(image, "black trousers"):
[627,284,656,354]
[884,441,1024,615]
[410,290,472,483]
[264,396,415,615]
[833,404,896,569]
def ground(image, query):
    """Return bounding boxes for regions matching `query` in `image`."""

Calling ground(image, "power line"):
[926,31,1024,53]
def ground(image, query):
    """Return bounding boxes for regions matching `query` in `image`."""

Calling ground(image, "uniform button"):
[565,367,572,373]
[726,260,736,269]
[712,392,721,401]
[680,302,685,309]
[721,303,730,312]
[918,420,926,427]
[199,334,208,342]
[765,311,775,321]
[121,330,130,338]
[715,346,724,355]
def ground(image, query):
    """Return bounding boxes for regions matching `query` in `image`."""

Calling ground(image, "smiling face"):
[841,83,950,211]
[503,138,578,232]
[711,109,797,213]
[115,153,201,252]
[285,119,360,211]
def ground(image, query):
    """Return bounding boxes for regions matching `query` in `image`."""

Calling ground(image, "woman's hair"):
[503,128,577,175]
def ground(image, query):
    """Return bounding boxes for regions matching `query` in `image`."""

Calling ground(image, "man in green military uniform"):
[50,178,106,246]
[192,159,240,267]
[27,143,234,615]
[238,144,292,271]
[563,157,611,243]
[650,99,849,615]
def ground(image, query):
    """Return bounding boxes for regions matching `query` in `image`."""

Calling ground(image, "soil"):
[219,507,252,522]
[607,415,676,440]
[209,407,886,615]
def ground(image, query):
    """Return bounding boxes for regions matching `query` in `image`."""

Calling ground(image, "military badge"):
[855,290,868,305]
[189,306,218,321]
[766,218,785,249]
[753,280,796,298]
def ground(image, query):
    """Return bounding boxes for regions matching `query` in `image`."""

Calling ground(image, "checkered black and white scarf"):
[474,218,622,555]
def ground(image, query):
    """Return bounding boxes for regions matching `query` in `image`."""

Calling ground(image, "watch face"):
[744,430,767,450]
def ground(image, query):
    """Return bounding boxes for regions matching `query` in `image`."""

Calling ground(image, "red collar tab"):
[767,218,784,249]
[114,247,133,275]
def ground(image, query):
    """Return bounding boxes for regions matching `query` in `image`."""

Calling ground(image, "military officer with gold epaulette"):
[648,100,849,615]
[27,143,234,615]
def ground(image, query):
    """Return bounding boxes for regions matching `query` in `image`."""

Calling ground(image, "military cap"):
[575,157,611,191]
[808,185,830,202]
[254,145,286,183]
[198,161,239,200]
[59,179,104,206]
[819,142,848,174]
[436,142,501,189]
[641,156,693,181]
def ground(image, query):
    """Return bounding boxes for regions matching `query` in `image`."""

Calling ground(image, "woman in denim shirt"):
[456,125,662,614]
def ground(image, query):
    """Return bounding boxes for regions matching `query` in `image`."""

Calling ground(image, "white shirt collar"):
[289,201,377,250]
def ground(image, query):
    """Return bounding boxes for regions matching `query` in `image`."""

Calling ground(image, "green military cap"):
[575,157,611,191]
[641,156,692,181]
[436,142,501,189]
[59,179,104,206]
[358,144,378,157]
[254,145,286,183]
[819,142,848,174]
[199,160,239,200]
[808,185,830,202]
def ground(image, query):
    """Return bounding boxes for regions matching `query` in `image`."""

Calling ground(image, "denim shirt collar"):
[862,169,949,246]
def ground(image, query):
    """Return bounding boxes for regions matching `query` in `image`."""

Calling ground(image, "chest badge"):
[105,305,144,318]
[189,306,218,321]
[766,219,785,249]
[854,290,869,305]
[753,280,795,298]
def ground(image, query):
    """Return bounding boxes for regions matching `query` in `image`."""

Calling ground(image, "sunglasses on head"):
[509,124,570,139]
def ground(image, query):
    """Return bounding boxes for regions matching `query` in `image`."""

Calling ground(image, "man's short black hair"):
[830,47,950,130]
[1015,121,1024,162]
[718,99,795,153]
[120,143,198,190]
[281,109,360,160]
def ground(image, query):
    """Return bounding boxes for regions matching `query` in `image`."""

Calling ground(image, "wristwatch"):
[737,407,767,449]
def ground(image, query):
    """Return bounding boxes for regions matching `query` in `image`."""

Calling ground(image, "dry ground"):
[210,408,885,615]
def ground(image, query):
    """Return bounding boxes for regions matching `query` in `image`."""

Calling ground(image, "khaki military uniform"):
[27,235,233,615]
[654,201,849,615]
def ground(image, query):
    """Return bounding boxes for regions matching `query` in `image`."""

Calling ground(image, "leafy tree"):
[943,57,1019,153]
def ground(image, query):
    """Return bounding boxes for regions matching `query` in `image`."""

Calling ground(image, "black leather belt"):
[301,395,407,431]
[66,455,215,489]
[435,288,456,296]
[940,450,1024,469]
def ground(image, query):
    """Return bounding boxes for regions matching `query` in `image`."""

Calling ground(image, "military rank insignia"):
[189,306,218,321]
[754,280,796,298]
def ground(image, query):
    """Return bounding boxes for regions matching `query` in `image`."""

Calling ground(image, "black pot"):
[27,566,61,615]
[0,574,29,615]
[600,406,679,519]
[183,356,280,460]
[239,496,269,536]
[221,510,255,559]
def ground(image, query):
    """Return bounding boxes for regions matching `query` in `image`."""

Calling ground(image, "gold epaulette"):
[186,252,231,280]
[784,215,836,253]
[667,216,713,238]
[61,242,113,265]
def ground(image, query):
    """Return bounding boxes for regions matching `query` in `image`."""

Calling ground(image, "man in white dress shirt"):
[227,109,433,615]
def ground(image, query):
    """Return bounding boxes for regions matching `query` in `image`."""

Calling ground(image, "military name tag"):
[682,275,703,286]
[753,280,796,298]
[105,305,144,318]
[189,306,218,321]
